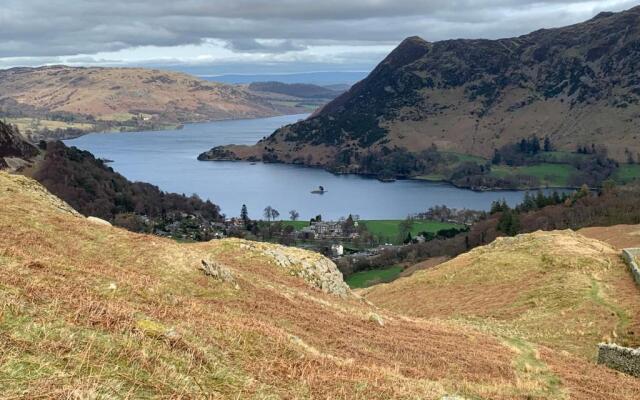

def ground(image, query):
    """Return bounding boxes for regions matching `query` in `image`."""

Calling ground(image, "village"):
[149,205,476,262]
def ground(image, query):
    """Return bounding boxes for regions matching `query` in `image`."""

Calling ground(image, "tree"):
[343,214,356,234]
[398,217,415,243]
[544,136,552,152]
[289,210,299,221]
[240,204,249,224]
[263,206,280,222]
[497,209,520,236]
[492,149,502,165]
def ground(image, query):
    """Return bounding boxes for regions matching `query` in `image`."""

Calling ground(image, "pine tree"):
[240,204,249,224]
[544,136,552,152]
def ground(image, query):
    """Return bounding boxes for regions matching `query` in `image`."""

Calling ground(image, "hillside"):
[26,140,223,239]
[201,6,640,172]
[364,230,640,360]
[0,121,39,170]
[0,173,640,399]
[248,81,344,99]
[2,174,640,398]
[0,66,300,140]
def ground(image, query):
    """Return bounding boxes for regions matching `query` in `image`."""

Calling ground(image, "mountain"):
[201,6,640,171]
[0,66,302,140]
[2,172,640,398]
[248,81,344,99]
[0,120,39,169]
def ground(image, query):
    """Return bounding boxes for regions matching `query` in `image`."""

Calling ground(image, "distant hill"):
[203,6,640,170]
[3,173,640,398]
[0,66,302,140]
[199,71,368,85]
[248,81,344,99]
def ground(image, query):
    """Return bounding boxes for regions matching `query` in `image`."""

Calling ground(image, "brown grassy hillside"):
[579,224,640,249]
[364,231,640,360]
[2,173,640,398]
[0,66,298,139]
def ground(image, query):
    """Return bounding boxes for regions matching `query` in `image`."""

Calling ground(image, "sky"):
[0,0,638,76]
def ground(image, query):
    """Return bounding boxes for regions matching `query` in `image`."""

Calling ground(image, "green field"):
[415,152,487,182]
[360,220,463,243]
[283,219,463,244]
[489,163,577,187]
[613,164,640,184]
[281,220,310,230]
[345,266,404,289]
[4,117,95,132]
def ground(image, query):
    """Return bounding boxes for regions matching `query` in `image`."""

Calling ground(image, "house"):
[330,244,344,257]
[310,221,344,237]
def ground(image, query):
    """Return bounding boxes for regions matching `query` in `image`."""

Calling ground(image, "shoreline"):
[197,157,578,193]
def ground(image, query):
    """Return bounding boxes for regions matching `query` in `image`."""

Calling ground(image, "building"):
[331,244,344,257]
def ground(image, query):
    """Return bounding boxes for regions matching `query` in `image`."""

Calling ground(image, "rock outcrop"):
[234,239,351,297]
[0,121,39,170]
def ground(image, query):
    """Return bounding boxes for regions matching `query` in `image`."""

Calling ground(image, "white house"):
[330,244,344,257]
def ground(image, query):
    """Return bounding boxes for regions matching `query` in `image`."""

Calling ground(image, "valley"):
[3,3,640,397]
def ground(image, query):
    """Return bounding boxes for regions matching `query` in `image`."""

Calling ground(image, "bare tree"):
[263,206,280,222]
[289,210,300,221]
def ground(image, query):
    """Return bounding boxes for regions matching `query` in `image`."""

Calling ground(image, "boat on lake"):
[311,185,326,194]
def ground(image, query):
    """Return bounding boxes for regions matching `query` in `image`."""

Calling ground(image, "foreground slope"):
[204,6,640,167]
[2,174,640,399]
[365,231,640,359]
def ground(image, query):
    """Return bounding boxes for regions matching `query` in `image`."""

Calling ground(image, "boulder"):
[87,216,112,226]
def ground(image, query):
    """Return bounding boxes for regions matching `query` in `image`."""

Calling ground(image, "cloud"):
[0,0,638,69]
[224,39,307,53]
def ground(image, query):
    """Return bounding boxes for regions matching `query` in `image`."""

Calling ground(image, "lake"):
[66,114,563,220]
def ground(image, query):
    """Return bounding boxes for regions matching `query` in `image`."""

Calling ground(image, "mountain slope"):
[364,230,640,359]
[0,66,298,139]
[2,173,640,398]
[202,6,640,168]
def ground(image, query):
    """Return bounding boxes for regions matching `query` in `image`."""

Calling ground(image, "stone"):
[87,216,112,226]
[367,312,385,327]
[200,259,239,289]
[597,343,640,377]
[235,239,351,297]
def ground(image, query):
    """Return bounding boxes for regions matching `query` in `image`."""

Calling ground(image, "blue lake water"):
[66,114,564,220]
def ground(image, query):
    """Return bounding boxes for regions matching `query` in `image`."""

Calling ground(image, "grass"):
[489,163,577,187]
[3,172,640,398]
[613,164,640,184]
[95,112,137,122]
[345,266,404,289]
[4,117,94,132]
[365,230,640,359]
[415,152,487,182]
[360,220,463,244]
[282,220,463,244]
[282,220,310,230]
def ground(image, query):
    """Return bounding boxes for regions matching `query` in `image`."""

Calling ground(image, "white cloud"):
[0,0,637,71]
